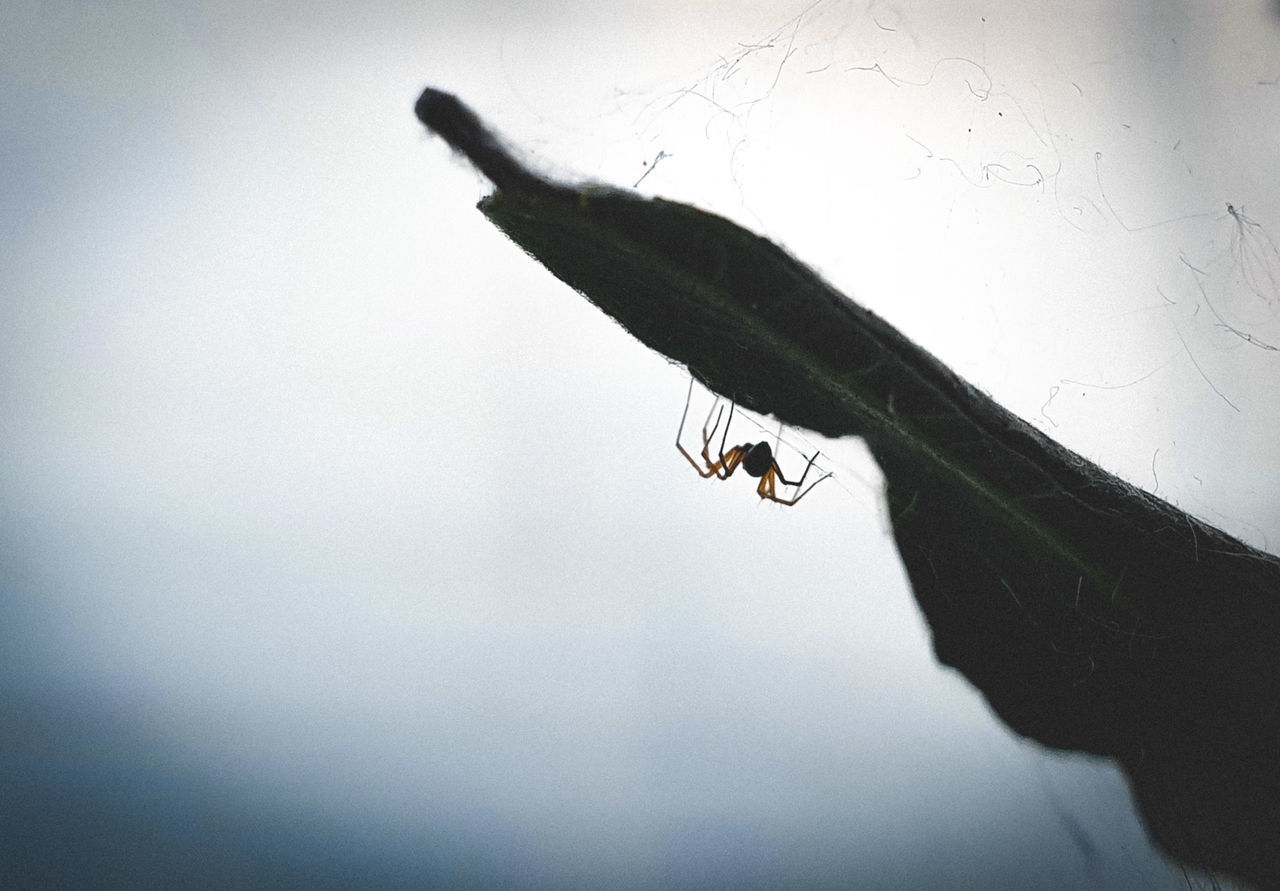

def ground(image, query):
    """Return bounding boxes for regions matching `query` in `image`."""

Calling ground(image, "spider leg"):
[758,460,833,506]
[717,446,748,479]
[677,441,723,478]
[677,377,697,447]
[757,463,829,504]
[703,400,725,447]
[679,444,749,479]
[678,380,731,478]
[756,468,777,502]
[677,421,749,481]
[701,406,729,475]
[774,450,821,489]
[718,400,736,468]
[694,444,748,481]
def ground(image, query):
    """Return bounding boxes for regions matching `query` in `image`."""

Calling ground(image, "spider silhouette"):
[676,382,831,506]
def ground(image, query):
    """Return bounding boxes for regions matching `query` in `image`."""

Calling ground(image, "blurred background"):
[2,1,1278,886]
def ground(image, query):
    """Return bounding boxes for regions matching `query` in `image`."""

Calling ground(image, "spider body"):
[676,382,831,506]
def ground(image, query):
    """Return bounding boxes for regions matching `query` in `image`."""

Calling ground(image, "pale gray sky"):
[2,1,1277,886]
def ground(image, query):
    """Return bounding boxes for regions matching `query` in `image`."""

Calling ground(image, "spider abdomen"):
[743,442,775,478]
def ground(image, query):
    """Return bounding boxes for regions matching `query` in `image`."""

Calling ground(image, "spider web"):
[565,0,1280,552]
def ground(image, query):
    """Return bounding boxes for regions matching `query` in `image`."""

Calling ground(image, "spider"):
[676,381,831,506]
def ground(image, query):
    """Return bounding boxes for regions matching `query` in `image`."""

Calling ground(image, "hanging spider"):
[676,381,831,506]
